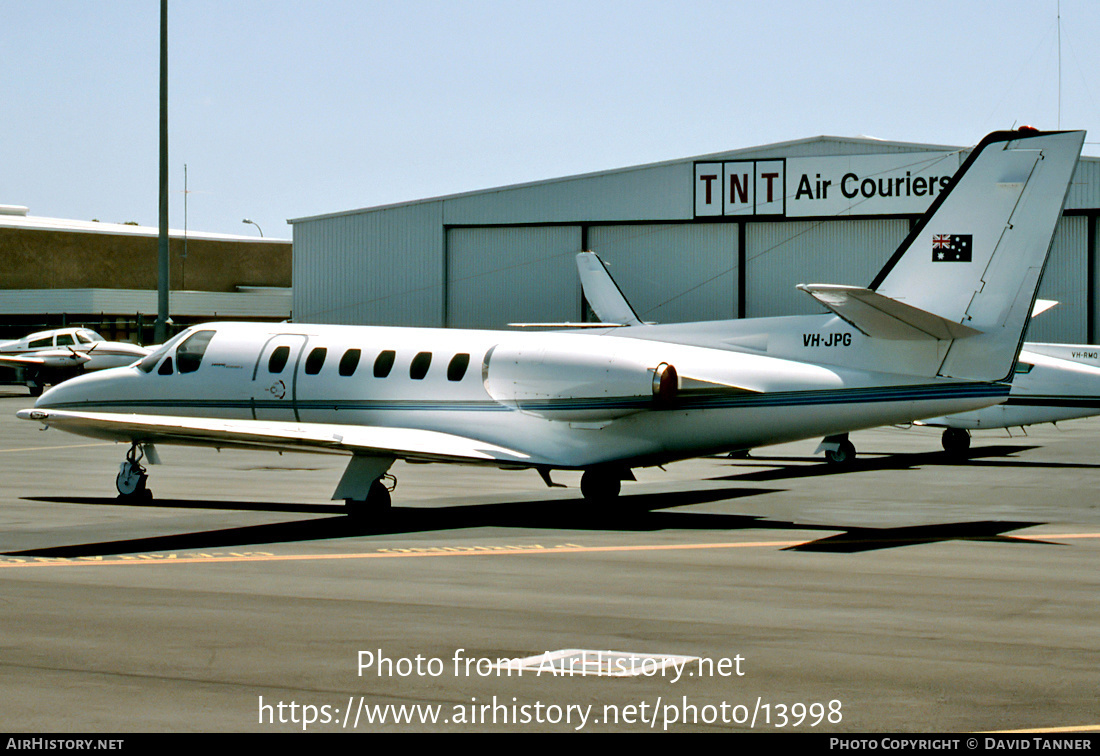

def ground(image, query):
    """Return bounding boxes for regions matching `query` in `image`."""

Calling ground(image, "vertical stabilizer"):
[576,252,645,326]
[870,129,1084,381]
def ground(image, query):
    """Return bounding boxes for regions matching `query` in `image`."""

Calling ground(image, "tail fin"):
[869,129,1084,381]
[576,252,645,326]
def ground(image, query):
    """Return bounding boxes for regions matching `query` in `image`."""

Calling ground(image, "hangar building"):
[0,205,291,343]
[289,134,1100,345]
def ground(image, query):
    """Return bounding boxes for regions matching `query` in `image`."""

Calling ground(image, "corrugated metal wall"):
[587,224,739,323]
[443,163,691,225]
[1026,216,1089,343]
[445,226,582,329]
[745,219,910,317]
[293,202,444,326]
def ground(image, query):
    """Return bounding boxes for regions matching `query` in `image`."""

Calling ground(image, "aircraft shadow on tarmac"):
[713,444,1057,482]
[10,480,1058,557]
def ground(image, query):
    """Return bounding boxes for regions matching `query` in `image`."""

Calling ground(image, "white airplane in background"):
[918,336,1100,454]
[0,327,150,396]
[17,129,1085,515]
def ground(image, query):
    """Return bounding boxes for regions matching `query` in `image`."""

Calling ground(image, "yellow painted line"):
[984,724,1100,733]
[0,442,115,453]
[0,539,810,568]
[1015,532,1100,541]
[1,531,1098,570]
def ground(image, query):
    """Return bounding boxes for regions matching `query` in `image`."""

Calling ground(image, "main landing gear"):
[335,456,398,521]
[116,443,152,500]
[344,475,396,521]
[578,466,634,501]
[819,433,857,466]
[941,427,971,456]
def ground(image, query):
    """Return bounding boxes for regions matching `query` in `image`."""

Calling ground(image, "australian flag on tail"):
[932,234,972,262]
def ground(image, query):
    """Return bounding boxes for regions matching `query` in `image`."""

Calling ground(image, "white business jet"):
[917,337,1100,454]
[17,129,1085,516]
[0,327,150,396]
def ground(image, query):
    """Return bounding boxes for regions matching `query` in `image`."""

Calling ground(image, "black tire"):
[941,428,971,455]
[580,469,621,501]
[824,440,856,465]
[345,480,392,519]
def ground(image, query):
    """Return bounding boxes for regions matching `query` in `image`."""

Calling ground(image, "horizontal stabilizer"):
[507,322,627,329]
[16,409,535,466]
[797,284,983,341]
[1032,299,1058,317]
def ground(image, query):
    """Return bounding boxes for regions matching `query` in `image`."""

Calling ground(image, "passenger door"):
[251,335,308,421]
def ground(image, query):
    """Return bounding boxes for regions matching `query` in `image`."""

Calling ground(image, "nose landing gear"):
[116,444,152,500]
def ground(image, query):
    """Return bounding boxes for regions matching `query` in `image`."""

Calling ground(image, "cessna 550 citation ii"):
[17,129,1085,516]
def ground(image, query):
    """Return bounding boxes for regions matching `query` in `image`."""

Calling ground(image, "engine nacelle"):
[482,344,678,420]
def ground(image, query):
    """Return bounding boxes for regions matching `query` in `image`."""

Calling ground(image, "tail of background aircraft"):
[867,129,1084,381]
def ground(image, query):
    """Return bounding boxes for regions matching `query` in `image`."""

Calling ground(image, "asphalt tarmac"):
[1,389,1097,733]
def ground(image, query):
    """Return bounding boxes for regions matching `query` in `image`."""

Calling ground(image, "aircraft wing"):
[797,284,983,340]
[16,409,534,466]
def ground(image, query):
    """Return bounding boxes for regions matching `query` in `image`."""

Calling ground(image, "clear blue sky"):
[4,0,1098,239]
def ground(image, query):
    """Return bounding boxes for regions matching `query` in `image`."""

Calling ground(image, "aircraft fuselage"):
[35,321,1008,470]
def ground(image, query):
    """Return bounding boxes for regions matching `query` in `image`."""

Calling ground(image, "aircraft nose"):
[35,367,131,409]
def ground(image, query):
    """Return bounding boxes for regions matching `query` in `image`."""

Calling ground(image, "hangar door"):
[1025,216,1088,343]
[746,220,909,318]
[587,224,739,324]
[446,226,582,329]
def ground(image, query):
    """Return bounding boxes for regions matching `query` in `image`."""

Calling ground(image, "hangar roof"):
[0,205,289,243]
[289,134,1100,226]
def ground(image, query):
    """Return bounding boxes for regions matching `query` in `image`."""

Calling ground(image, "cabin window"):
[56,334,75,346]
[447,353,470,381]
[268,346,290,373]
[29,337,51,348]
[158,357,174,375]
[373,350,395,378]
[176,330,215,374]
[339,349,361,376]
[304,347,327,375]
[1014,361,1034,374]
[410,352,432,380]
[76,330,101,344]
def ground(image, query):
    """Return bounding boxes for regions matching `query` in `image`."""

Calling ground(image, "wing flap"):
[16,409,534,466]
[797,284,983,341]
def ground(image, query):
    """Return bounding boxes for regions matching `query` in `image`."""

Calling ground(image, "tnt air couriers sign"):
[694,151,961,219]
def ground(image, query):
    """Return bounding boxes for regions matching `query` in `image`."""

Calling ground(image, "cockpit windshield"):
[75,330,104,344]
[137,329,193,373]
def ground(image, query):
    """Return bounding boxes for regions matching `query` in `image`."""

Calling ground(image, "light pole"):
[242,218,264,237]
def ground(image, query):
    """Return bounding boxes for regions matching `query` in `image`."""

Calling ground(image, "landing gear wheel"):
[824,439,857,465]
[345,480,392,520]
[116,444,151,499]
[26,381,43,397]
[580,469,621,501]
[116,460,148,497]
[941,428,971,456]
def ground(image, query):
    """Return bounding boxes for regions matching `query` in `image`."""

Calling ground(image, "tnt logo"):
[695,161,784,217]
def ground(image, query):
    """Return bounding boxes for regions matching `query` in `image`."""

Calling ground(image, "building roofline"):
[0,211,290,243]
[288,134,974,225]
